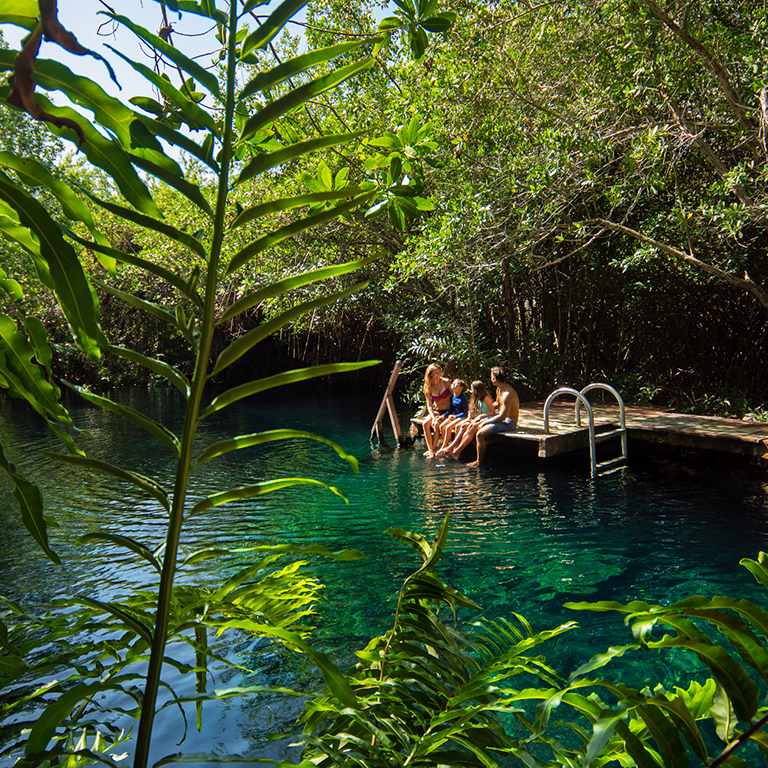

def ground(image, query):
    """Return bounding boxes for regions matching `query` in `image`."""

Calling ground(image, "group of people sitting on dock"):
[422,363,520,465]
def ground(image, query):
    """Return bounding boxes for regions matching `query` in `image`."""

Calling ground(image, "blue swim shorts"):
[489,419,517,434]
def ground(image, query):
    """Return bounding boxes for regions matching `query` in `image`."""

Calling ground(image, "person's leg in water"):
[423,414,443,457]
[437,415,460,451]
[436,418,472,456]
[466,423,493,467]
[447,420,482,460]
[467,420,517,467]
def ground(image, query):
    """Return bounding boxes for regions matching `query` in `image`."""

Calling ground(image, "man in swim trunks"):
[467,366,519,467]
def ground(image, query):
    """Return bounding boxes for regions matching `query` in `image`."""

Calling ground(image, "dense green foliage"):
[360,0,768,412]
[0,0,452,765]
[301,519,768,767]
[398,0,768,413]
[3,1,768,768]
[6,1,768,414]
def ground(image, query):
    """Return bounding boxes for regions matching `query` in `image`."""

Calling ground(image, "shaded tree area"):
[3,0,768,414]
[373,0,768,413]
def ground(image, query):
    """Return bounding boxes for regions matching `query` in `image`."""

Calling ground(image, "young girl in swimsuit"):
[422,363,452,457]
[436,380,496,458]
[434,379,469,452]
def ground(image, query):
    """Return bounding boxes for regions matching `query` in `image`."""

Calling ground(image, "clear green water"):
[2,387,768,762]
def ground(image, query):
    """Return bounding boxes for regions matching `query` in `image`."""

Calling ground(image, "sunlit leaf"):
[27,94,162,217]
[0,172,104,360]
[105,45,219,135]
[218,622,358,709]
[191,477,348,516]
[0,0,39,30]
[240,0,310,58]
[93,279,178,330]
[378,16,401,30]
[240,59,375,141]
[0,314,70,423]
[135,114,220,172]
[230,188,363,229]
[649,634,760,723]
[47,452,171,514]
[78,531,163,572]
[0,150,115,270]
[65,382,181,457]
[0,266,23,302]
[218,255,377,323]
[646,693,709,763]
[227,193,373,274]
[84,191,207,259]
[128,152,214,217]
[568,644,641,682]
[240,41,367,97]
[202,361,380,417]
[636,705,688,768]
[160,0,228,23]
[419,13,455,32]
[108,345,191,397]
[69,596,154,646]
[25,683,121,757]
[235,132,365,186]
[211,282,367,375]
[195,429,359,471]
[70,234,201,308]
[107,14,221,97]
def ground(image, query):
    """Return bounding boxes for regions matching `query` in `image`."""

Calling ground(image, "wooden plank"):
[493,424,618,457]
[371,360,402,442]
[517,401,768,465]
[386,395,402,443]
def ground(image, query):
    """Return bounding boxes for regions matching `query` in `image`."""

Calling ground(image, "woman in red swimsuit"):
[422,363,451,457]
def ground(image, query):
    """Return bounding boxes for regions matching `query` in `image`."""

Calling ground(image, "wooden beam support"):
[371,360,402,445]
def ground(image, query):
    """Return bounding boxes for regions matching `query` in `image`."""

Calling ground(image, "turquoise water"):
[2,387,768,762]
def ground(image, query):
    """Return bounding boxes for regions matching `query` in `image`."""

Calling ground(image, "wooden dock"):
[506,401,768,466]
[386,359,768,470]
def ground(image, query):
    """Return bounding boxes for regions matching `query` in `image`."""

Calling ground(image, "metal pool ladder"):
[543,383,628,478]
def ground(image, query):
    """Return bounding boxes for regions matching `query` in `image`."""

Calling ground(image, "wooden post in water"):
[371,360,402,447]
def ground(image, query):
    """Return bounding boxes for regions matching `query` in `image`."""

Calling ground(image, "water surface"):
[2,387,767,762]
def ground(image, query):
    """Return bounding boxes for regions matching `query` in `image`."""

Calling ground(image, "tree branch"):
[708,711,768,768]
[589,218,768,312]
[644,0,757,148]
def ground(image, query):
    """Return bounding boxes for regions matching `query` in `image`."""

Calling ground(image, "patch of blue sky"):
[1,0,298,158]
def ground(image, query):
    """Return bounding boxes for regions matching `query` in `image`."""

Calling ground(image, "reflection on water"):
[2,387,768,761]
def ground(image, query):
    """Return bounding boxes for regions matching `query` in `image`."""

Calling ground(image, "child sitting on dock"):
[437,380,495,458]
[434,379,469,453]
[467,366,519,467]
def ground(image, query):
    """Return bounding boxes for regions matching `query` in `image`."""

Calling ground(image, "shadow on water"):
[2,386,768,761]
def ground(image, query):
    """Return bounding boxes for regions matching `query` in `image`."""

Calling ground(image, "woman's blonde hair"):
[423,363,442,399]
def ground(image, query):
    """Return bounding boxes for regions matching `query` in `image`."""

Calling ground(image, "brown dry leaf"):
[40,0,96,56]
[7,22,86,146]
[6,0,123,148]
[39,0,119,85]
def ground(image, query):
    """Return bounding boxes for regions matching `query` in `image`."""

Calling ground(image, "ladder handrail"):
[544,387,597,477]
[575,383,626,428]
[544,383,629,477]
[576,383,628,465]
